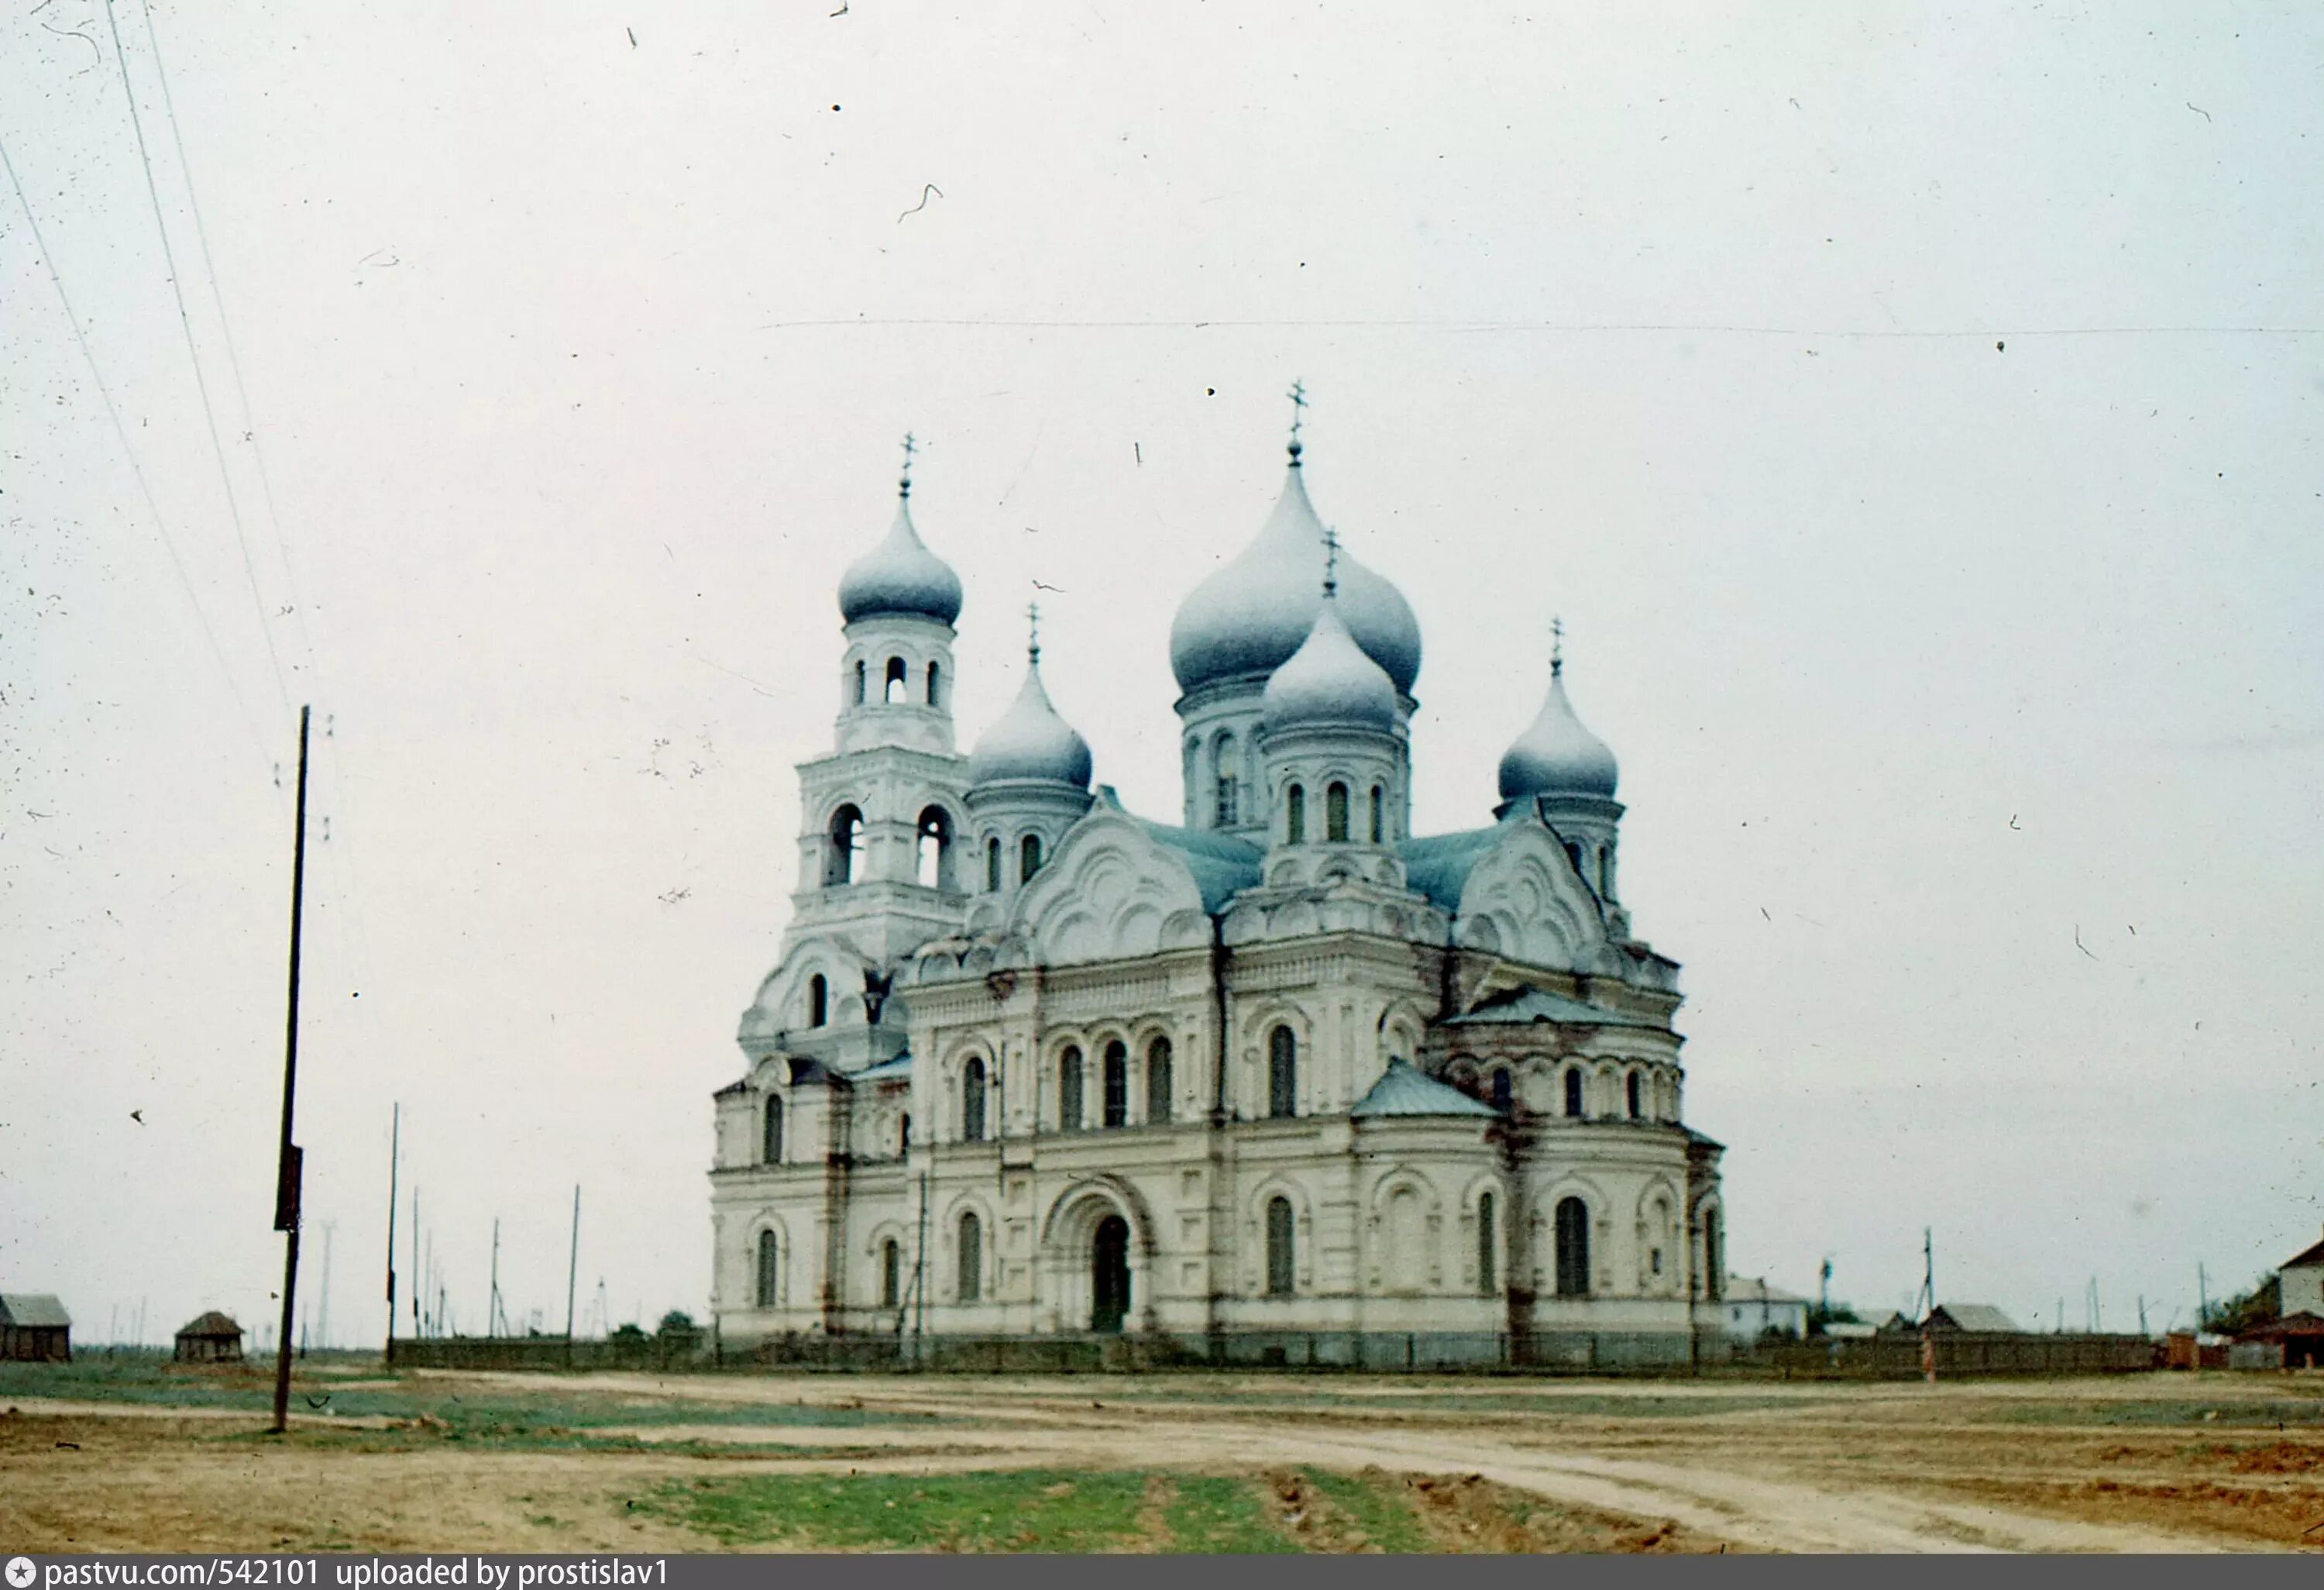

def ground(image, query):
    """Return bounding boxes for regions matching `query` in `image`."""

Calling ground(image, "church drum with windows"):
[707,427,1729,1368]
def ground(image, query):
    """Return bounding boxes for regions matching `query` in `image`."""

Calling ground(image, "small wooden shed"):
[0,1294,73,1361]
[173,1310,246,1364]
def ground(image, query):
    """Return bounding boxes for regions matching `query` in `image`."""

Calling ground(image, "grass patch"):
[1990,1399,2324,1429]
[1300,1468,1432,1552]
[648,1468,1306,1552]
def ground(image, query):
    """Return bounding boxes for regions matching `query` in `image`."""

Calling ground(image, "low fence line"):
[387,1327,2165,1378]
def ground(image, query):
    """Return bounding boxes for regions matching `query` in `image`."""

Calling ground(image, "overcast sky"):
[5,1,2320,1347]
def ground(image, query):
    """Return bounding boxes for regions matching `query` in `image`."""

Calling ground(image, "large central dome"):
[1168,463,1422,698]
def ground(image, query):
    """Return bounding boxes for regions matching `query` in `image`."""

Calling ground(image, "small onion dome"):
[969,657,1093,788]
[1261,597,1399,735]
[1168,464,1421,697]
[837,498,964,627]
[1498,662,1618,801]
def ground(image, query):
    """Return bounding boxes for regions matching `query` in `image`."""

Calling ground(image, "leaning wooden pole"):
[270,704,313,1433]
[383,1103,400,1366]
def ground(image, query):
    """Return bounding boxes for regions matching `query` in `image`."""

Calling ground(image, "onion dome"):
[969,644,1093,789]
[837,456,963,627]
[1498,645,1619,802]
[1168,460,1421,697]
[1261,594,1399,735]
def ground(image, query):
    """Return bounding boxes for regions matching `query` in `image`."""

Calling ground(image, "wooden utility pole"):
[383,1104,399,1365]
[269,705,313,1435]
[488,1218,502,1339]
[564,1185,582,1353]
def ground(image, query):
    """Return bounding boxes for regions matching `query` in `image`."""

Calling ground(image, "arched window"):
[957,1212,982,1303]
[1369,785,1384,843]
[1564,840,1585,876]
[1490,1068,1512,1111]
[1325,782,1349,842]
[985,837,1002,892]
[761,1096,783,1164]
[1477,1192,1498,1296]
[1265,1196,1295,1296]
[853,659,867,705]
[961,1058,987,1143]
[1102,1041,1128,1128]
[1267,1025,1297,1119]
[807,974,828,1028]
[925,660,941,706]
[1285,784,1305,845]
[1555,1196,1590,1298]
[884,656,907,704]
[1057,1046,1084,1132]
[1626,1070,1642,1119]
[1597,848,1614,897]
[755,1230,779,1308]
[1212,731,1239,827]
[916,807,951,890]
[826,806,864,886]
[1704,1208,1724,1301]
[1146,1038,1173,1124]
[1019,832,1043,882]
[880,1238,900,1309]
[1563,1066,1584,1118]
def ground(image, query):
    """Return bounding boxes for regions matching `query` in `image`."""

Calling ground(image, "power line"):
[101,0,291,718]
[0,131,272,769]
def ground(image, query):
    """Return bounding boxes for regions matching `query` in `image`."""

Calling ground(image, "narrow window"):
[916,807,950,890]
[808,974,828,1028]
[1285,784,1305,845]
[985,837,1002,892]
[1213,731,1238,827]
[853,659,867,704]
[1265,1196,1295,1296]
[1057,1046,1084,1132]
[1597,848,1613,897]
[1565,840,1585,876]
[1563,1066,1583,1118]
[755,1230,779,1308]
[884,656,907,704]
[926,660,941,706]
[957,1213,982,1303]
[762,1096,783,1163]
[1020,832,1043,883]
[826,805,864,886]
[1146,1038,1174,1124]
[1325,781,1349,841]
[1490,1068,1512,1111]
[1478,1192,1497,1296]
[1555,1196,1590,1298]
[899,1112,911,1154]
[1626,1070,1642,1119]
[1267,1025,1297,1119]
[1102,1041,1128,1128]
[881,1239,900,1308]
[1369,785,1384,843]
[1704,1209,1724,1300]
[962,1058,987,1143]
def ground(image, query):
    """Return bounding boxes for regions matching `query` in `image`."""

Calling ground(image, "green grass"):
[1300,1468,1432,1552]
[0,1358,942,1436]
[1161,1475,1301,1553]
[1989,1399,2324,1428]
[651,1469,1161,1552]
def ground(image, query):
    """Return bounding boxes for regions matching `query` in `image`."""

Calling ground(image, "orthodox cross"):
[1287,379,1308,459]
[1322,526,1340,599]
[1026,597,1041,663]
[1551,614,1565,676]
[899,432,918,496]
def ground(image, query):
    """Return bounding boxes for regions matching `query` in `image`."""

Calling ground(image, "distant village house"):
[0,1294,72,1361]
[173,1312,245,1364]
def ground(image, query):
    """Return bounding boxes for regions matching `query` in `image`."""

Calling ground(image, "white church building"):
[708,421,1731,1368]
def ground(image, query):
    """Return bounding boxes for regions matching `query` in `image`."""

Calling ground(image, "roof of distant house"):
[1927,1303,2021,1333]
[1723,1276,1809,1306]
[2279,1233,2324,1270]
[176,1311,242,1339]
[0,1294,70,1328]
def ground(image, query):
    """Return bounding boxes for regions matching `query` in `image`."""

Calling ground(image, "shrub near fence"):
[1748,1331,2162,1379]
[390,1333,706,1372]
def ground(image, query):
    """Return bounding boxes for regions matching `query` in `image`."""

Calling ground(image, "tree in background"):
[2202,1275,2280,1335]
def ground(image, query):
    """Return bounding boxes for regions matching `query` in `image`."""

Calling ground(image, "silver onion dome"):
[1497,657,1618,801]
[969,655,1093,788]
[1261,597,1400,735]
[837,496,964,628]
[1168,463,1421,697]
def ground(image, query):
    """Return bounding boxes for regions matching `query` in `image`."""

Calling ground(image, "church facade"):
[707,426,1730,1367]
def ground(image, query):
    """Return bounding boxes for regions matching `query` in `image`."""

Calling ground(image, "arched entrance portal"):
[1091,1216,1131,1334]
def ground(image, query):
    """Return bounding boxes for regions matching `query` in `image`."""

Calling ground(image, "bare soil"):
[4,1367,2321,1553]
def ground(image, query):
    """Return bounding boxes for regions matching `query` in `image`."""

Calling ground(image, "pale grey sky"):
[4,0,2319,1346]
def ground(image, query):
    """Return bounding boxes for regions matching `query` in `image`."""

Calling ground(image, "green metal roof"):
[1349,1059,1500,1120]
[1397,827,1503,911]
[1446,985,1661,1030]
